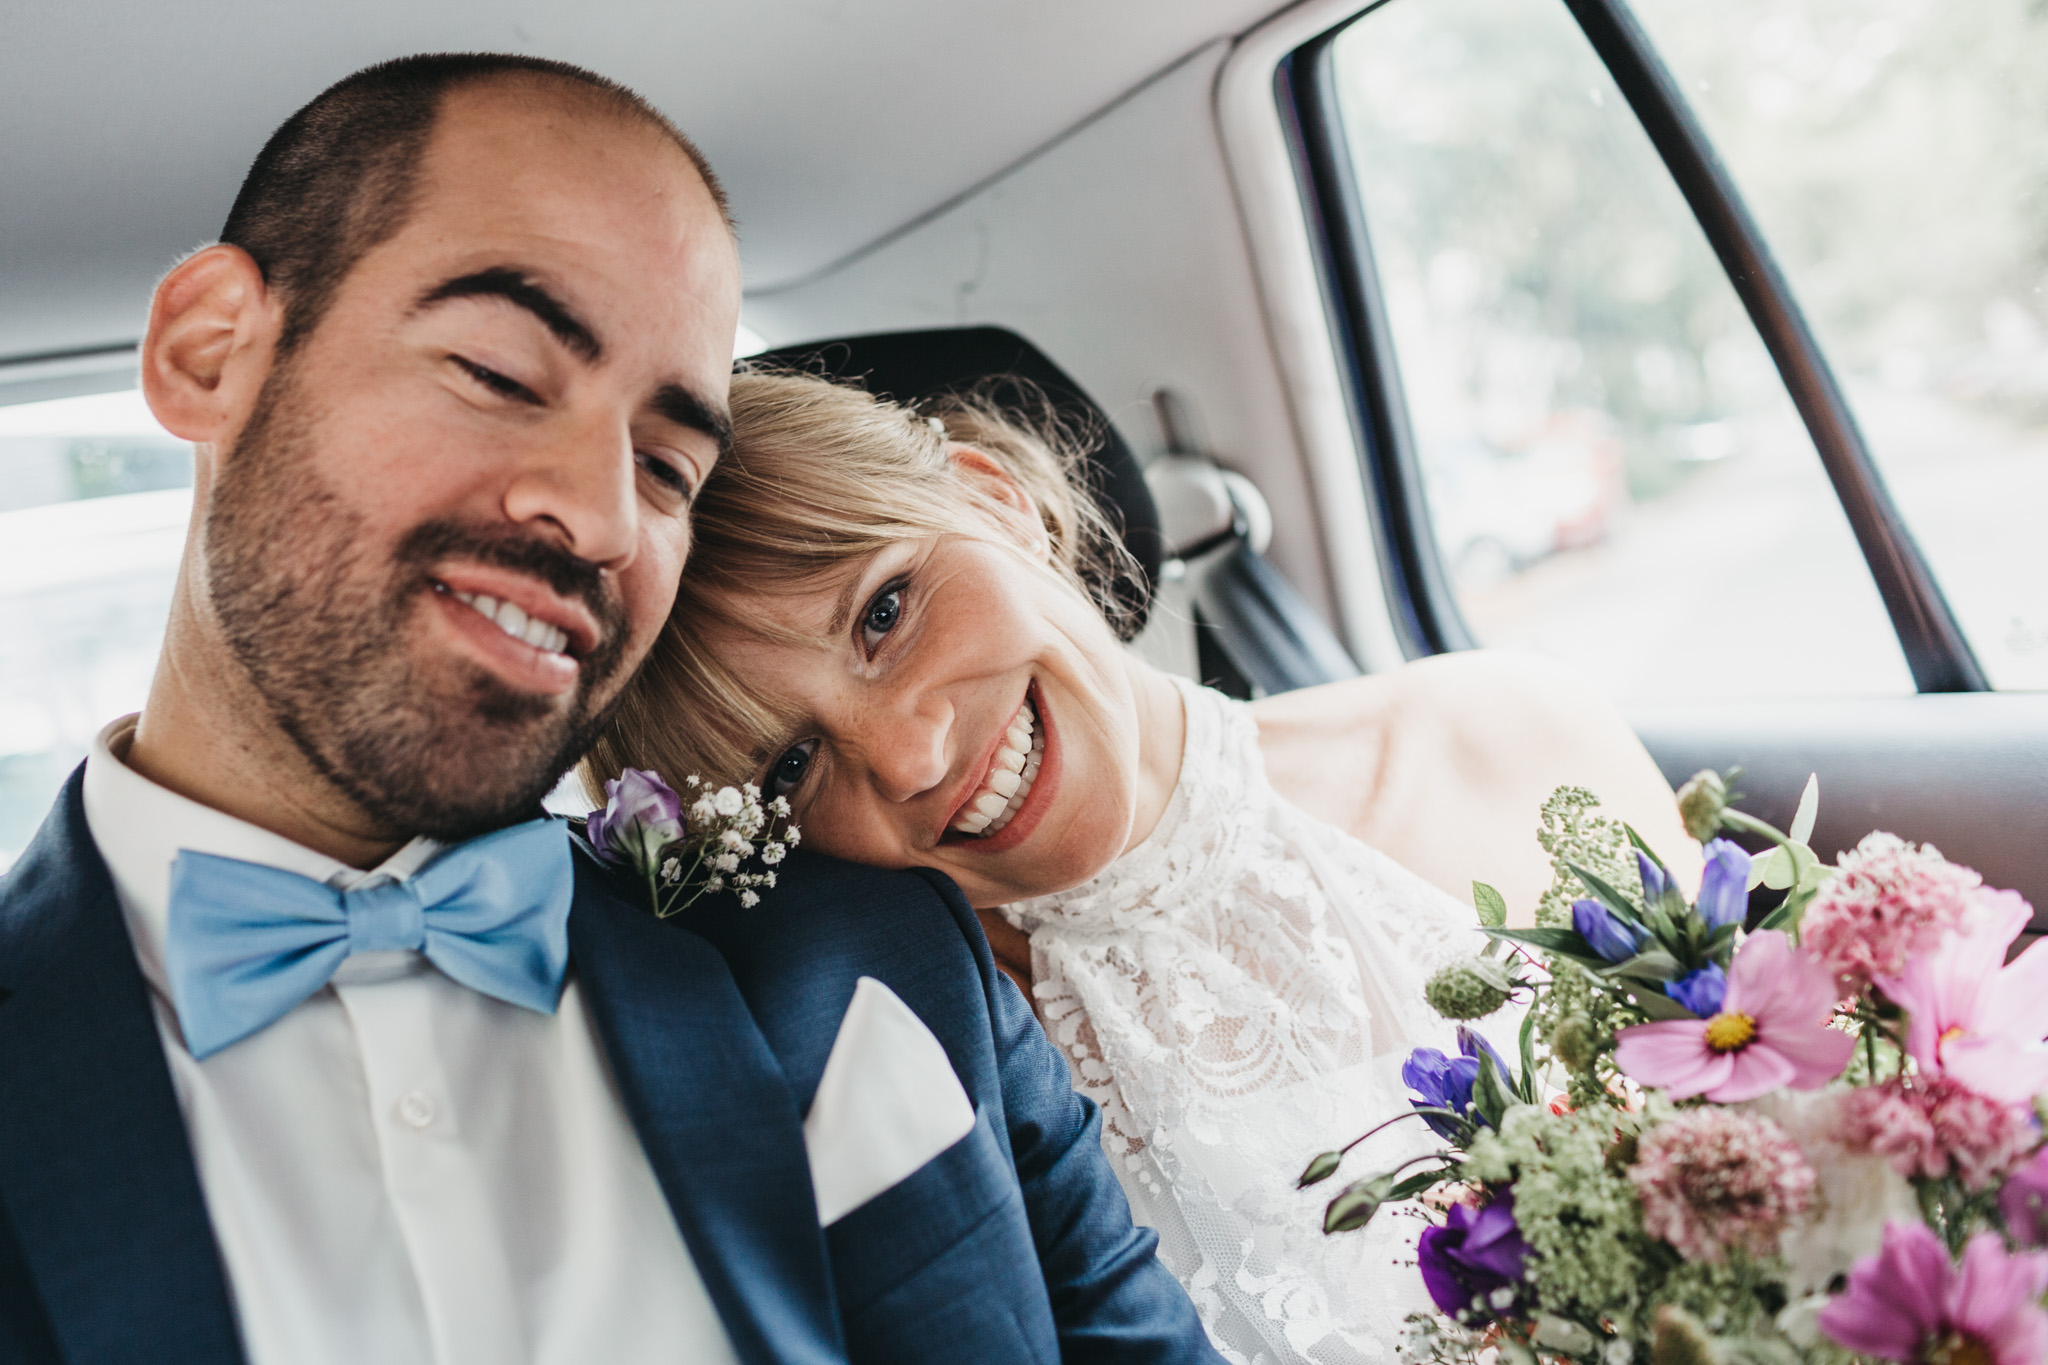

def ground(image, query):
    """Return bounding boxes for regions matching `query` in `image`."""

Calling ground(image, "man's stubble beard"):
[206,360,634,841]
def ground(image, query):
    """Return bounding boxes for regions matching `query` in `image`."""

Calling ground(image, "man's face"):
[204,79,740,839]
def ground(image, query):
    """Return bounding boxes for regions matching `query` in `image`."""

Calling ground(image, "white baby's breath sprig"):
[586,768,799,919]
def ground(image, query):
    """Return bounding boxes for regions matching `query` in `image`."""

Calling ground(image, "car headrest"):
[745,326,1163,640]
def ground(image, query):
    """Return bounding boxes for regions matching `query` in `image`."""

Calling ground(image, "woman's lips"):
[950,682,1060,855]
[948,695,1042,836]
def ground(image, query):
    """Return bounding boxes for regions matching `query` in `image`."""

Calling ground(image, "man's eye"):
[767,739,817,798]
[637,451,694,500]
[861,585,904,652]
[450,354,540,404]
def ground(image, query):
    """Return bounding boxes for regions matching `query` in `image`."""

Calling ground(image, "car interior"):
[5,0,2047,927]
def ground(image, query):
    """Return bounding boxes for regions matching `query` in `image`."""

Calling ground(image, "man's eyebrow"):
[416,268,602,363]
[653,381,734,457]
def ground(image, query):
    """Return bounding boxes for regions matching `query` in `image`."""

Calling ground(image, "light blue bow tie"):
[165,817,574,1060]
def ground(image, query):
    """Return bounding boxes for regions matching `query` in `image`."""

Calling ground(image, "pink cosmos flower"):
[1613,931,1854,1102]
[1802,833,1983,993]
[1818,1222,2048,1365]
[1629,1109,1816,1262]
[1878,889,2048,1107]
[1841,1076,2038,1192]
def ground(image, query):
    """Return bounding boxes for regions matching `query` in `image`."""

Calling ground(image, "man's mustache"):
[395,519,630,661]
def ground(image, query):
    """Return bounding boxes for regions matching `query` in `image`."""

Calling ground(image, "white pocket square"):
[803,976,976,1225]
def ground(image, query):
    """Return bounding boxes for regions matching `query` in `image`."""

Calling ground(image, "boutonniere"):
[586,767,799,917]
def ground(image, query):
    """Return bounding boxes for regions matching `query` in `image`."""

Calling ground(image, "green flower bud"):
[1604,1128,1640,1177]
[1297,1150,1344,1188]
[1649,1305,1720,1365]
[1423,958,1513,1020]
[1675,769,1728,844]
[1323,1172,1395,1233]
[1552,1013,1599,1071]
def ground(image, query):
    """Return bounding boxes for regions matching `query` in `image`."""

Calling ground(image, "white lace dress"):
[1002,677,1490,1364]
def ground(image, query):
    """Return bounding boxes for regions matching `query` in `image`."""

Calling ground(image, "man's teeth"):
[451,590,570,654]
[952,697,1045,837]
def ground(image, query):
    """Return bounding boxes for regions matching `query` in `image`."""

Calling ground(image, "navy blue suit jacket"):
[0,769,1218,1365]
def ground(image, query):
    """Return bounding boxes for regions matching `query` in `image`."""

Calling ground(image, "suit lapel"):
[568,852,844,1365]
[0,767,243,1365]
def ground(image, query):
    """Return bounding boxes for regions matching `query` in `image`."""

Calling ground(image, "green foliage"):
[1529,958,1629,1112]
[1467,1107,1655,1331]
[1472,880,1509,928]
[1534,787,1640,928]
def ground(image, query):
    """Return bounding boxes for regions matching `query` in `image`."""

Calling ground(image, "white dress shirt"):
[82,715,739,1365]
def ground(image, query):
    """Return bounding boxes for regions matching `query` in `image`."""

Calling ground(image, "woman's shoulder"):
[1253,648,1616,734]
[1250,650,1634,788]
[1249,651,1697,913]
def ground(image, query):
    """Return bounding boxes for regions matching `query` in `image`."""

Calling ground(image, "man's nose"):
[865,694,954,805]
[500,418,639,567]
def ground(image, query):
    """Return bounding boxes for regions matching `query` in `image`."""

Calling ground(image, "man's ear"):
[139,244,283,445]
[949,445,1052,561]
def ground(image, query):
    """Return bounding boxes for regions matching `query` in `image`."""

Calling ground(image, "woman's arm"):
[1254,650,1702,925]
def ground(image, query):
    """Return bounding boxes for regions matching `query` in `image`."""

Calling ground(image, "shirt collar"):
[83,714,442,997]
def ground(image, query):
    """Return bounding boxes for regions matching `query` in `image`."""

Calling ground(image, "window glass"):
[1326,0,1913,699]
[0,389,189,869]
[1631,0,2048,690]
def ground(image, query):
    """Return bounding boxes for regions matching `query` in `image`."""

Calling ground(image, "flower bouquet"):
[585,767,798,916]
[1302,772,2048,1364]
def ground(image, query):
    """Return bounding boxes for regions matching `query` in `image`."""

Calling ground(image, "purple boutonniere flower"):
[587,767,685,875]
[587,767,796,918]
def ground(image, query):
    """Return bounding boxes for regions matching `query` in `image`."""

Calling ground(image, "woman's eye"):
[861,585,904,651]
[767,739,818,798]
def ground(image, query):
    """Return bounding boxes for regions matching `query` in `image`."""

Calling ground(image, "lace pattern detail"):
[1004,678,1489,1363]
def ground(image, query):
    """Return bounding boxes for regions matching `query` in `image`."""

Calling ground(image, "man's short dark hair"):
[220,52,731,353]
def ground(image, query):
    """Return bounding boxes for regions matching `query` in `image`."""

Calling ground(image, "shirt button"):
[396,1090,436,1129]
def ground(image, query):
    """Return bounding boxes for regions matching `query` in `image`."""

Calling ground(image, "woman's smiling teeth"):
[952,696,1044,837]
[450,588,571,655]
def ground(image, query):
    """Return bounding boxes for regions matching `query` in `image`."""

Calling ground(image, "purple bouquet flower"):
[1694,839,1752,931]
[1402,1027,1511,1140]
[1418,1193,1530,1322]
[1572,896,1646,963]
[2003,1149,2048,1249]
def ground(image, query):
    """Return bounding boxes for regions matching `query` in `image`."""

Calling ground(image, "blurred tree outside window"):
[1633,0,2048,690]
[1329,0,1923,699]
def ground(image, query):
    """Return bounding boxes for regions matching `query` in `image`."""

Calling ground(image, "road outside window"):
[1329,0,1916,700]
[1632,0,2048,691]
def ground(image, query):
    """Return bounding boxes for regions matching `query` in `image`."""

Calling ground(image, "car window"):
[1629,0,2048,691]
[1320,0,1915,700]
[0,388,190,868]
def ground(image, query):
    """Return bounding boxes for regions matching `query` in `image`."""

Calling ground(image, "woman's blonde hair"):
[579,367,1143,801]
